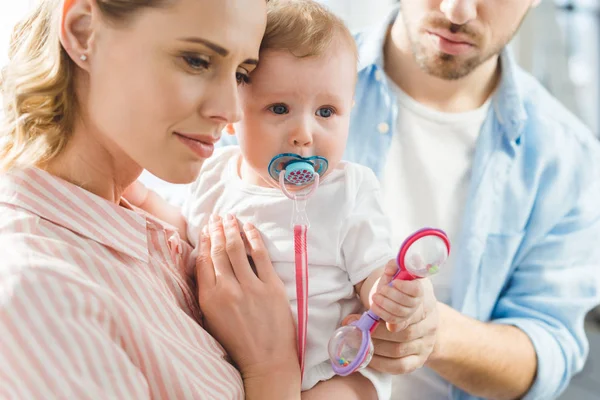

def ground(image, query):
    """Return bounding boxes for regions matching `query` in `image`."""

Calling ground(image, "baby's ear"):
[225,124,236,135]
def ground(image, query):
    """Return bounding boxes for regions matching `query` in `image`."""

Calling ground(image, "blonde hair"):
[262,0,357,61]
[0,0,169,172]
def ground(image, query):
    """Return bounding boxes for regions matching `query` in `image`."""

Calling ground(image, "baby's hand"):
[370,262,424,332]
[122,180,150,207]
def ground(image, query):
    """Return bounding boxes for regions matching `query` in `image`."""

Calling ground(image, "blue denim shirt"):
[218,8,600,399]
[350,8,600,400]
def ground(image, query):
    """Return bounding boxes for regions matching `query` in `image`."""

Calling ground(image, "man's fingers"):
[341,314,360,326]
[371,337,423,358]
[368,354,423,375]
[372,318,428,341]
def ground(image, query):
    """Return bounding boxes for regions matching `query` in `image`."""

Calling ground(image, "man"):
[344,0,600,399]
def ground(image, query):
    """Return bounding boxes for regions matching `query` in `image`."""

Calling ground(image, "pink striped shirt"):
[0,168,244,399]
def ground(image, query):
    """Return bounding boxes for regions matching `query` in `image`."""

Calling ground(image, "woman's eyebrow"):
[177,37,259,65]
[178,37,229,55]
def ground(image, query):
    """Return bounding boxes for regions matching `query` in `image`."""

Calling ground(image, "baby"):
[128,1,421,398]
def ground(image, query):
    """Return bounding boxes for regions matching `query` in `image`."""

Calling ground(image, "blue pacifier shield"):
[268,153,328,186]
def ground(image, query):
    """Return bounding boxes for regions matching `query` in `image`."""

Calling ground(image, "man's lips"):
[427,28,475,46]
[426,29,475,56]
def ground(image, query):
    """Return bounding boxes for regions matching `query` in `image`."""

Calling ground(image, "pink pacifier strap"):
[278,168,319,381]
[294,224,309,380]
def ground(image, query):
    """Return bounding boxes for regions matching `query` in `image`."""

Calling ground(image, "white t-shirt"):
[183,146,394,398]
[381,85,490,400]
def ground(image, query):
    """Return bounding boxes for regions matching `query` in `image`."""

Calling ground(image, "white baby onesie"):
[183,146,393,399]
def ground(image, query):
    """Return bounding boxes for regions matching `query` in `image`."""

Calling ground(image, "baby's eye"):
[316,107,335,118]
[269,104,289,115]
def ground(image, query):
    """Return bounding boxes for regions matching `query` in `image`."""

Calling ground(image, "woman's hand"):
[343,277,439,374]
[196,214,301,398]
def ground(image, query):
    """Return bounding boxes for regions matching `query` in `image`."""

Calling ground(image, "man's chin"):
[419,54,480,80]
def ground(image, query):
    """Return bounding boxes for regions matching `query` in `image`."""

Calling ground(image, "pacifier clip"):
[269,153,327,382]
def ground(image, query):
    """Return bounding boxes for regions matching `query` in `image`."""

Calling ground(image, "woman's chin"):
[144,161,204,185]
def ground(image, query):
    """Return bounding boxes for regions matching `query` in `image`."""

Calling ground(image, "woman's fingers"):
[223,214,259,284]
[243,222,276,282]
[208,215,235,280]
[195,226,216,291]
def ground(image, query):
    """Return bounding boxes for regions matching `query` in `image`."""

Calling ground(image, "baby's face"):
[232,40,356,189]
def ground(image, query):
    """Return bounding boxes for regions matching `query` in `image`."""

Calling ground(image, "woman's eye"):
[236,72,250,85]
[183,55,209,70]
[316,107,335,118]
[268,104,289,115]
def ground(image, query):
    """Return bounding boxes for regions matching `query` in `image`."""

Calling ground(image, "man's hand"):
[344,276,439,374]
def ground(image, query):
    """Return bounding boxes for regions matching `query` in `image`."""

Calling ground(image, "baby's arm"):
[301,375,377,400]
[122,181,188,242]
[354,264,389,310]
[355,261,423,332]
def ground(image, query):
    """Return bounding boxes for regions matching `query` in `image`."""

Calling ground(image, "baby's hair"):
[261,0,358,62]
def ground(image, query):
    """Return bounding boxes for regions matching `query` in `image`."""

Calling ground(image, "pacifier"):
[268,153,328,186]
[268,153,328,200]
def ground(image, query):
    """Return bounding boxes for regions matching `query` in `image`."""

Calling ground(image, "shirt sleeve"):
[0,263,150,400]
[492,177,600,400]
[340,166,395,285]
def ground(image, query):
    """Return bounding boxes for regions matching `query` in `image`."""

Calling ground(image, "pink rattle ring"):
[328,228,451,376]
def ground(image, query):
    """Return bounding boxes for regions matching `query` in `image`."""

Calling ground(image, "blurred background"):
[1,1,599,398]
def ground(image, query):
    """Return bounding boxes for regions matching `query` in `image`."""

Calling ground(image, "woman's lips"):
[175,132,216,159]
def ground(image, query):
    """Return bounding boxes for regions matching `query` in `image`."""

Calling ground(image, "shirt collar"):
[0,168,150,262]
[357,5,399,72]
[357,3,527,142]
[492,49,528,142]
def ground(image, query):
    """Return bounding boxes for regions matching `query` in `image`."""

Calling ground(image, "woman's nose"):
[200,73,243,124]
[440,0,477,26]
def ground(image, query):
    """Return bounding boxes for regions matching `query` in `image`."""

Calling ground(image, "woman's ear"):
[225,124,236,135]
[60,0,97,71]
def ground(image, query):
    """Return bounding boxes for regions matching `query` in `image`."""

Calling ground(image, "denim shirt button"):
[378,122,390,134]
[375,69,384,81]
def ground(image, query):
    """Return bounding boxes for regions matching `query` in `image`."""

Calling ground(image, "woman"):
[0,0,302,398]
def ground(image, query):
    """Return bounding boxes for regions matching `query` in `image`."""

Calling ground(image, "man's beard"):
[404,15,518,80]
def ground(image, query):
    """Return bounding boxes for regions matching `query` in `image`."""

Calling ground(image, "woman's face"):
[84,0,266,183]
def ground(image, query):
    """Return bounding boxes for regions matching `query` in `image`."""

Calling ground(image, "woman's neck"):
[45,122,142,203]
